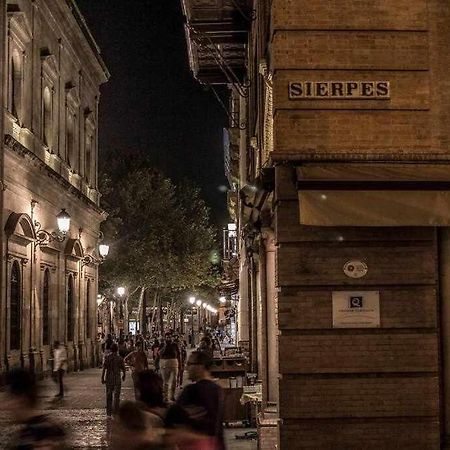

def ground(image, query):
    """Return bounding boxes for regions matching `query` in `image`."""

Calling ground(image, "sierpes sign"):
[332,291,380,328]
[289,81,390,100]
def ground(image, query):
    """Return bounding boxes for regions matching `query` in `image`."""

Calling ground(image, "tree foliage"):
[99,168,219,303]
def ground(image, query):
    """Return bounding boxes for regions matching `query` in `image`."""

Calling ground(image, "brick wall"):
[274,167,440,449]
[272,0,428,31]
[266,0,448,447]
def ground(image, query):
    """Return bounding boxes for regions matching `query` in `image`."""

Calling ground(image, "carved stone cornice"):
[4,134,106,218]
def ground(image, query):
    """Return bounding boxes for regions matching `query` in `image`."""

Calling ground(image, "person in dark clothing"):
[102,343,126,416]
[105,334,114,352]
[5,368,67,449]
[159,335,180,402]
[165,351,225,450]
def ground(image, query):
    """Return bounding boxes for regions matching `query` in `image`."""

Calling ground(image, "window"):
[10,261,21,350]
[67,275,74,342]
[43,86,52,148]
[43,269,50,345]
[10,49,22,120]
[86,280,91,339]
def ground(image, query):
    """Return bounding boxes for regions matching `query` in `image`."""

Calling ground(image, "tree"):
[99,168,219,333]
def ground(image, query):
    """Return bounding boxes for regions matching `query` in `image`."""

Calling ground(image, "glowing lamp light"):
[189,296,196,305]
[202,302,207,309]
[117,287,125,297]
[219,296,226,303]
[196,300,202,307]
[227,223,237,231]
[96,294,104,306]
[99,244,110,258]
[56,209,71,234]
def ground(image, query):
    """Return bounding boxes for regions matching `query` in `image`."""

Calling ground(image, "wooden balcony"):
[181,0,252,84]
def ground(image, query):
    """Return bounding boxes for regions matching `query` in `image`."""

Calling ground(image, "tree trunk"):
[148,289,159,335]
[159,300,164,335]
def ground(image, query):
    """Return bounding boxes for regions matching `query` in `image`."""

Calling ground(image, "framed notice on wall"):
[332,291,380,328]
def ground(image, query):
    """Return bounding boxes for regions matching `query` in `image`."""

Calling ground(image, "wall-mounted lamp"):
[82,233,110,267]
[35,208,71,248]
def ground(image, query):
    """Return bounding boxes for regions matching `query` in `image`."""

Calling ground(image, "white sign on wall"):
[332,291,380,328]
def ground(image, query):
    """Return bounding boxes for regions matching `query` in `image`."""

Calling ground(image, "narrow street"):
[0,369,256,449]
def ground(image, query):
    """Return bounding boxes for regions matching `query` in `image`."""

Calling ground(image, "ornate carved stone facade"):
[0,0,109,379]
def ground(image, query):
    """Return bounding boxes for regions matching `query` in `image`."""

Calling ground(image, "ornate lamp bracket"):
[34,220,66,249]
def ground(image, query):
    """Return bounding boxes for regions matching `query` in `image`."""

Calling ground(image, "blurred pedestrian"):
[159,334,180,402]
[5,368,67,449]
[137,370,167,427]
[125,341,149,399]
[166,351,225,450]
[102,343,126,416]
[112,401,164,450]
[53,340,68,399]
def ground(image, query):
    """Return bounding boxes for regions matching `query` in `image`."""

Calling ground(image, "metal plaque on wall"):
[332,291,380,328]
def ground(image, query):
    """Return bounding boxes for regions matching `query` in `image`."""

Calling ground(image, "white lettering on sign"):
[288,81,390,100]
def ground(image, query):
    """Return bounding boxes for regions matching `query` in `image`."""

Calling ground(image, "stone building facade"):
[0,0,109,380]
[182,0,450,448]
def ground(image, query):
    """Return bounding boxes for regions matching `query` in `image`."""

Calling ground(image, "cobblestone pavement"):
[0,368,257,449]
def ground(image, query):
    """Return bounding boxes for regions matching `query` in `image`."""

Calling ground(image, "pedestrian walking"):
[159,334,180,402]
[118,338,128,358]
[5,368,67,449]
[151,338,161,373]
[102,343,126,416]
[124,341,149,399]
[176,337,187,386]
[53,340,68,399]
[165,351,225,450]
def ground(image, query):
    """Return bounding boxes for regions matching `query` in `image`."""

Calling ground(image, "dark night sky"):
[76,0,229,226]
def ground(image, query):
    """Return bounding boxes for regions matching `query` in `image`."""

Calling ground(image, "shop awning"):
[297,164,450,226]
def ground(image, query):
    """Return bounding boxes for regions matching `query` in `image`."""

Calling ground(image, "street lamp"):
[117,287,125,297]
[189,296,196,305]
[99,244,110,258]
[219,296,226,303]
[196,299,202,307]
[56,209,71,234]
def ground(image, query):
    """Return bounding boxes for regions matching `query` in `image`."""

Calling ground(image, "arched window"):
[43,86,52,148]
[11,49,22,120]
[67,274,75,342]
[10,261,21,350]
[43,269,50,345]
[86,280,91,339]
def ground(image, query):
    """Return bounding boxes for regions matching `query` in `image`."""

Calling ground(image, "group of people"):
[101,332,189,407]
[98,331,225,448]
[110,350,225,449]
[4,349,225,449]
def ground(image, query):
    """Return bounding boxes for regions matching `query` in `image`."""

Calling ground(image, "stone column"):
[238,252,250,348]
[264,232,278,405]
